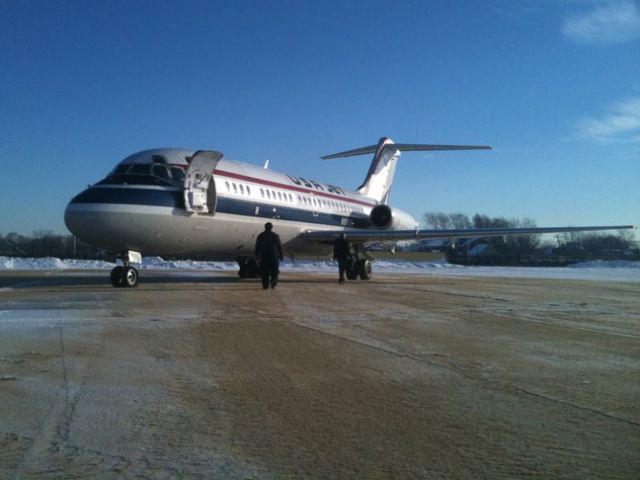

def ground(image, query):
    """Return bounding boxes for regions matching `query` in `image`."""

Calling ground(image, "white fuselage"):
[65,148,418,259]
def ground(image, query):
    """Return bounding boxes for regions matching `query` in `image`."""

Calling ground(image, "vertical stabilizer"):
[357,137,400,204]
[321,138,492,204]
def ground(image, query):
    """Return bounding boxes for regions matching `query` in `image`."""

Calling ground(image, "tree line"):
[0,231,107,259]
[422,212,638,265]
[1,218,637,265]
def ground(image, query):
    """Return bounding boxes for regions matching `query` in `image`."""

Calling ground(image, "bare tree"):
[424,212,472,230]
[505,217,540,254]
[423,212,451,229]
[449,213,472,229]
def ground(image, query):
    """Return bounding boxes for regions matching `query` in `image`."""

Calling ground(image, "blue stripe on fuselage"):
[70,187,371,228]
[70,187,182,208]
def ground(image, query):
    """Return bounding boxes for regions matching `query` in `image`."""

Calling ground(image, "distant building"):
[402,239,450,252]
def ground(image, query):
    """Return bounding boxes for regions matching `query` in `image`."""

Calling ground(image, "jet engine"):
[370,204,393,228]
[369,204,419,230]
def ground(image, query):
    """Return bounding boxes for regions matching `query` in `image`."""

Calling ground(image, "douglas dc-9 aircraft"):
[65,137,635,287]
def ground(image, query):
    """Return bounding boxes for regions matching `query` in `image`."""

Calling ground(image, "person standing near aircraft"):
[255,222,283,289]
[333,232,352,284]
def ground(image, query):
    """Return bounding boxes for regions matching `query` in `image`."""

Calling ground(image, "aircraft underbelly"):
[65,204,331,258]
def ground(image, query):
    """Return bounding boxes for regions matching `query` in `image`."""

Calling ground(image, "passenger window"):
[277,192,282,201]
[260,188,265,197]
[233,183,237,193]
[240,185,245,194]
[225,181,230,191]
[247,186,251,195]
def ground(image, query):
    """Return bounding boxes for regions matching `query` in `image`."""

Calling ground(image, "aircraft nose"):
[64,190,90,239]
[63,186,142,253]
[64,186,112,244]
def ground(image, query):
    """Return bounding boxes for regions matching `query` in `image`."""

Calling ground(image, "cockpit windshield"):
[97,163,185,187]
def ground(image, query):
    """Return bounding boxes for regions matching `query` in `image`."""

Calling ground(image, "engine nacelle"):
[369,204,418,230]
[370,204,393,228]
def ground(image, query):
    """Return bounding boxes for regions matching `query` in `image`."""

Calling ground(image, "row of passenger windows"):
[223,180,365,213]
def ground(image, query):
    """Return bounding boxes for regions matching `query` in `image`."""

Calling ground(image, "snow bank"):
[0,256,638,282]
[567,260,640,269]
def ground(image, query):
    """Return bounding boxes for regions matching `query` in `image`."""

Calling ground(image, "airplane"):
[64,137,635,287]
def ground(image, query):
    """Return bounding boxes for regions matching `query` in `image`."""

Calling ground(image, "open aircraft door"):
[183,150,223,215]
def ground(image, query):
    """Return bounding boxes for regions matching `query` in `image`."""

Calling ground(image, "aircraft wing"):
[303,225,636,243]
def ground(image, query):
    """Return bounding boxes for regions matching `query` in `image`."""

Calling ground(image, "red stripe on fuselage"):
[213,169,376,207]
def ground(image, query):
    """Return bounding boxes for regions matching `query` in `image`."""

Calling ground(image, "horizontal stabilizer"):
[322,143,491,160]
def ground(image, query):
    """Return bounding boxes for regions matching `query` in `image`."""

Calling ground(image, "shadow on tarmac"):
[0,272,365,290]
[0,272,246,289]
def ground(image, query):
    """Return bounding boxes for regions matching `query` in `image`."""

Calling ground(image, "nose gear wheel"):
[110,266,139,287]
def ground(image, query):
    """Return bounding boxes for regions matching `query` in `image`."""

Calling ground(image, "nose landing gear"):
[110,265,139,287]
[110,250,142,287]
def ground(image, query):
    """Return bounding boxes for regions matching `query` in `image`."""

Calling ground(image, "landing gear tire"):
[237,257,259,278]
[346,261,359,280]
[357,259,372,280]
[110,266,124,287]
[122,266,139,287]
[110,266,139,287]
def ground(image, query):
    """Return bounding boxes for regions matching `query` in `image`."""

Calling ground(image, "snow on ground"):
[1,256,639,282]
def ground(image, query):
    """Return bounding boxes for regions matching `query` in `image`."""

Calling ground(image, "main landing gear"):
[235,251,372,281]
[346,258,372,280]
[110,250,142,288]
[342,241,373,281]
[237,256,259,278]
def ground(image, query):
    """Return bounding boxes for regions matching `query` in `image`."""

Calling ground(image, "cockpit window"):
[129,164,150,174]
[171,167,185,182]
[113,164,130,175]
[152,155,167,163]
[153,164,170,180]
[97,162,186,187]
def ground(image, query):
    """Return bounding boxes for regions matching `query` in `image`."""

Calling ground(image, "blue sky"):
[1,0,638,236]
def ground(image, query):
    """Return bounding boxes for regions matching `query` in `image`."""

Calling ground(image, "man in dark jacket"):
[333,232,352,285]
[255,222,283,289]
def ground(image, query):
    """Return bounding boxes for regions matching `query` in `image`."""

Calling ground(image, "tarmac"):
[0,270,638,479]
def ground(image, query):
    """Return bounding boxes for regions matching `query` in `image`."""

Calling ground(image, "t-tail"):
[322,137,492,204]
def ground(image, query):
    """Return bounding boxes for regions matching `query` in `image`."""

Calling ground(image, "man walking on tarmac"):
[255,222,283,289]
[333,232,352,285]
